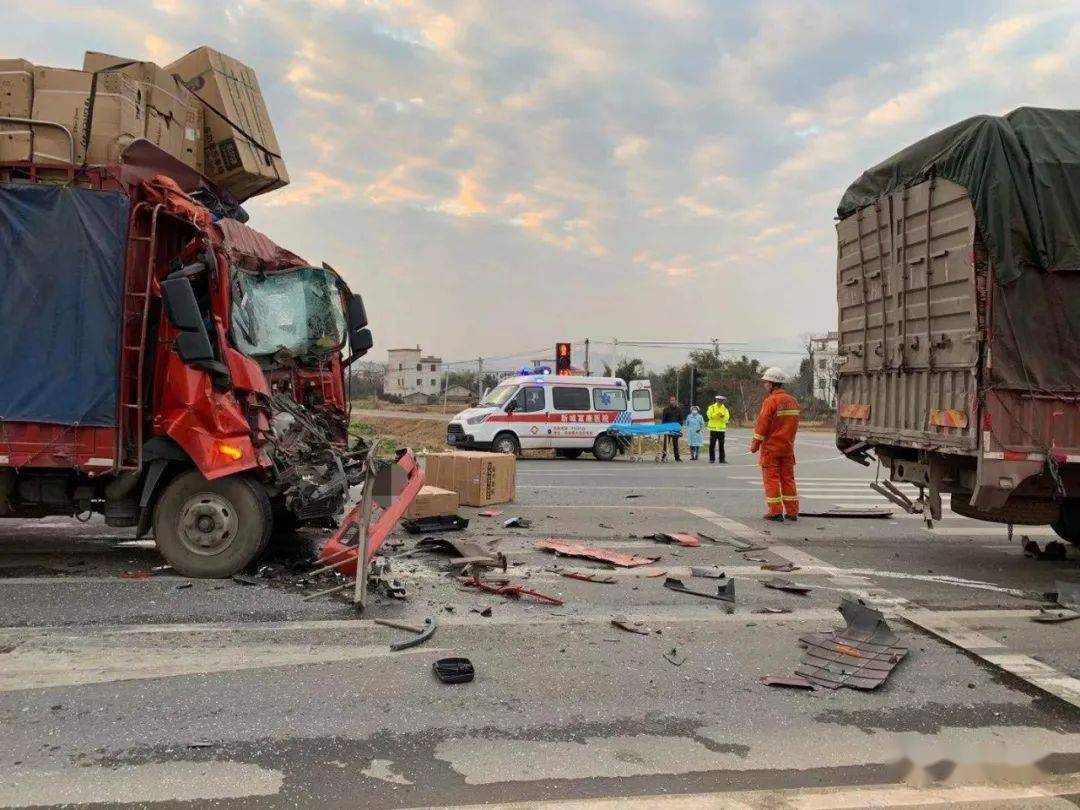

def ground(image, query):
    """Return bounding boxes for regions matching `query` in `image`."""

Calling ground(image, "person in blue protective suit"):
[686,405,705,460]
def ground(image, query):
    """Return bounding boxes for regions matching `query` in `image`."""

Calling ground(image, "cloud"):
[262,171,357,208]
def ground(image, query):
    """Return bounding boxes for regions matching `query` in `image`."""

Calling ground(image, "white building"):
[385,346,443,398]
[809,331,839,407]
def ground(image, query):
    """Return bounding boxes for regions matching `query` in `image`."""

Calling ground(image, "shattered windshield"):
[230,266,347,359]
[481,383,518,407]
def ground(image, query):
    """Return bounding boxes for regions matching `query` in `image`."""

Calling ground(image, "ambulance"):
[446,374,655,460]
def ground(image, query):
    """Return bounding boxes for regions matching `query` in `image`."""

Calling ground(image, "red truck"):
[0,142,375,576]
[834,108,1080,545]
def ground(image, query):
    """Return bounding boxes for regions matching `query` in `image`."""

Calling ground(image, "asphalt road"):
[1,428,1079,808]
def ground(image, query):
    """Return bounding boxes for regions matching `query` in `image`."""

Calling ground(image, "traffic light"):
[555,342,572,375]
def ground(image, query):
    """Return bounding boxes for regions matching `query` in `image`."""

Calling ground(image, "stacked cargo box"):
[0,47,288,201]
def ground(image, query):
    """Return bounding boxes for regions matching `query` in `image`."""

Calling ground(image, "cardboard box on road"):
[82,52,203,170]
[424,452,515,507]
[0,58,34,161]
[166,46,288,199]
[404,485,460,519]
[30,66,144,164]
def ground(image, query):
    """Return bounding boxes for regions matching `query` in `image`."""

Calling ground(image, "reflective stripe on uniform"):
[752,433,765,441]
[765,496,783,503]
[776,410,800,416]
[781,495,798,500]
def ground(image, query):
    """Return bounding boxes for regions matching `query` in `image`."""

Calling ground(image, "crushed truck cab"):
[0,144,375,576]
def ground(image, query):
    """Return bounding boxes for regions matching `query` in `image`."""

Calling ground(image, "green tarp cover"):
[838,107,1080,285]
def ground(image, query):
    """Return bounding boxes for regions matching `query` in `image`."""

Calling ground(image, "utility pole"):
[441,364,449,413]
[477,357,484,400]
[584,338,590,376]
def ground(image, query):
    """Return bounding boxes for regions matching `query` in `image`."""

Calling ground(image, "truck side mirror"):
[344,294,373,365]
[161,276,214,364]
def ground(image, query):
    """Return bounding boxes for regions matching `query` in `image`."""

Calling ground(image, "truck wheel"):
[556,449,583,460]
[1052,499,1080,546]
[492,432,520,456]
[592,435,618,461]
[153,471,272,578]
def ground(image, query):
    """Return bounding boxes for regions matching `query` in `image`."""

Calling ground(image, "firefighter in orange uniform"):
[750,367,800,522]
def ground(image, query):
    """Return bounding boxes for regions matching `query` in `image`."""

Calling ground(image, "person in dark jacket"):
[660,396,684,462]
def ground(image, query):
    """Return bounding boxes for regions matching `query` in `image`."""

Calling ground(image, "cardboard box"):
[424,452,516,507]
[404,485,460,519]
[0,58,34,161]
[30,67,144,165]
[166,46,288,199]
[82,52,203,170]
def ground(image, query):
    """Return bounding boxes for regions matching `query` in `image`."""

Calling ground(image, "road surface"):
[1,428,1078,808]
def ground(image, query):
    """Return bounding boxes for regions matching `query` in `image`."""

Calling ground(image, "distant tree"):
[614,358,644,387]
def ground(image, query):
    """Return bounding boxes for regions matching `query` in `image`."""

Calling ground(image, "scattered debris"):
[478,509,503,517]
[536,539,659,568]
[121,565,173,579]
[762,577,812,594]
[1033,580,1080,623]
[761,675,814,690]
[611,615,651,635]
[231,573,261,586]
[401,515,469,534]
[625,494,643,499]
[462,577,564,606]
[374,617,437,651]
[560,571,618,584]
[663,647,687,667]
[690,566,726,579]
[470,606,493,617]
[697,532,719,543]
[652,532,701,548]
[1023,538,1068,560]
[753,606,793,614]
[795,597,909,690]
[433,657,475,684]
[797,508,893,519]
[175,582,193,590]
[1033,609,1079,624]
[503,517,531,528]
[598,523,614,529]
[187,741,215,749]
[664,576,735,602]
[761,562,799,572]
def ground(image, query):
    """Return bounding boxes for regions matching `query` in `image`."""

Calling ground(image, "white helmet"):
[761,367,786,384]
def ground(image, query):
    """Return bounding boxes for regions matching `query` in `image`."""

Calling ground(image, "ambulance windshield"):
[481,382,518,407]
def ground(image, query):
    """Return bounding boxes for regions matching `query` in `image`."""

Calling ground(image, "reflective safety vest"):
[750,389,800,461]
[706,402,730,431]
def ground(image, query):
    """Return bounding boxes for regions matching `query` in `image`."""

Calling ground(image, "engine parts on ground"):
[401,515,469,534]
[433,657,475,684]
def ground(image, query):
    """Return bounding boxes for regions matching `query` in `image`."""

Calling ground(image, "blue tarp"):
[609,422,682,436]
[0,184,128,426]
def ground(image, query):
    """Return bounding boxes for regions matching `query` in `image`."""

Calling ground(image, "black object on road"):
[401,515,469,534]
[664,576,735,602]
[433,657,475,684]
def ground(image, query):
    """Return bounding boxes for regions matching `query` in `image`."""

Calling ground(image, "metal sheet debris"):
[1034,580,1080,622]
[763,577,812,594]
[664,576,735,602]
[795,598,909,690]
[761,562,799,572]
[478,509,503,517]
[1033,608,1079,624]
[503,517,531,528]
[753,607,793,614]
[761,675,814,689]
[536,539,660,568]
[797,508,894,519]
[690,566,726,579]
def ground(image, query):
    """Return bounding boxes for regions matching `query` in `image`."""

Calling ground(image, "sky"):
[5,0,1080,371]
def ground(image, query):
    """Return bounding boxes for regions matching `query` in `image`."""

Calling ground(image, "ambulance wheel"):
[153,471,272,578]
[556,449,583,460]
[592,435,618,461]
[492,432,520,456]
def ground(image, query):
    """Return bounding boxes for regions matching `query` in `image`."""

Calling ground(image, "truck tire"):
[153,471,272,578]
[556,449,583,460]
[592,435,618,462]
[491,432,520,456]
[1052,499,1080,546]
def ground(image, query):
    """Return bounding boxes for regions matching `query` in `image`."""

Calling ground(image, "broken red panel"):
[655,532,701,548]
[560,571,617,584]
[761,675,814,690]
[317,451,425,577]
[536,539,659,568]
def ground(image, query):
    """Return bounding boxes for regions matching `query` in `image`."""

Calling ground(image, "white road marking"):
[0,761,282,807]
[430,775,1080,809]
[927,526,1058,537]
